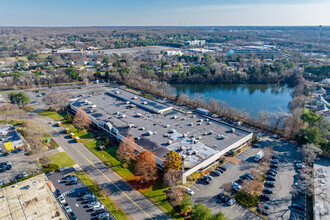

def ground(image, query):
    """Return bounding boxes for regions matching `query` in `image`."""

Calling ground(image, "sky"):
[0,0,329,26]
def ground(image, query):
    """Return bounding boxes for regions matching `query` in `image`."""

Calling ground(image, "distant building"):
[0,124,24,152]
[184,40,206,46]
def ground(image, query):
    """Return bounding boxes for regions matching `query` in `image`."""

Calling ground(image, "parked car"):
[295,163,303,169]
[201,175,212,184]
[93,205,105,211]
[88,201,100,207]
[258,208,269,216]
[270,159,279,163]
[88,196,98,202]
[272,155,279,160]
[268,168,278,174]
[186,188,194,196]
[58,195,66,204]
[270,134,279,139]
[83,194,94,200]
[244,173,254,180]
[59,166,69,172]
[222,195,231,203]
[253,144,261,148]
[65,205,72,213]
[5,161,11,166]
[69,212,77,220]
[263,188,273,194]
[270,163,278,168]
[55,189,61,197]
[260,194,270,201]
[267,171,276,176]
[66,175,77,182]
[215,167,223,173]
[266,175,277,181]
[265,182,275,188]
[231,182,241,191]
[227,198,236,206]
[97,213,110,219]
[68,180,78,185]
[292,203,304,211]
[218,166,227,171]
[45,171,53,176]
[217,192,226,200]
[211,170,221,176]
[95,209,105,214]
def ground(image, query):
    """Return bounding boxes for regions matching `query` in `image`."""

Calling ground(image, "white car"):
[58,195,66,204]
[88,201,100,207]
[93,205,105,211]
[5,161,11,166]
[186,188,195,196]
[65,205,72,213]
[59,166,68,172]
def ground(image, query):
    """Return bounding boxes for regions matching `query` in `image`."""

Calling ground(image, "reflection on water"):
[172,84,292,118]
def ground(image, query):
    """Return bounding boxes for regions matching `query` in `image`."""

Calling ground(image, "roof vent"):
[169,129,176,133]
[115,90,120,94]
[231,128,235,133]
[140,127,145,131]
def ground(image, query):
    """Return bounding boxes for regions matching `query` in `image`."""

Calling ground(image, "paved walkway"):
[35,115,170,220]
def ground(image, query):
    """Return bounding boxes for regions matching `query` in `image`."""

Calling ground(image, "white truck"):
[254,151,264,162]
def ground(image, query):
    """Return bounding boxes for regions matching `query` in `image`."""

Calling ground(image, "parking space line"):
[236,206,242,212]
[242,210,248,216]
[247,213,254,219]
[230,204,236,209]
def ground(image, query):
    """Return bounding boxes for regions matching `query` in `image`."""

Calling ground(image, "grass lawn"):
[76,171,131,220]
[47,152,76,167]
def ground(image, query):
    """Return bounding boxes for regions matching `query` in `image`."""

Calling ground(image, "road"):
[35,114,169,220]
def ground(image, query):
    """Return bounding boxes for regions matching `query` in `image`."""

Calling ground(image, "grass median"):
[76,171,131,220]
[47,152,76,167]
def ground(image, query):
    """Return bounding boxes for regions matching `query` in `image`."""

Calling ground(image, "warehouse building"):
[69,88,253,183]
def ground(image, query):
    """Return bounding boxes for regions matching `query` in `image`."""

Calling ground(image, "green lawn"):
[38,110,64,121]
[76,171,131,220]
[47,152,76,167]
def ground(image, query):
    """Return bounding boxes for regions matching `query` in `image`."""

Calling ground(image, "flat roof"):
[314,158,330,220]
[71,90,251,167]
[0,174,66,220]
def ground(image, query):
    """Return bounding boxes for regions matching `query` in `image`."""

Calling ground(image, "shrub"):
[251,135,259,144]
[43,163,59,172]
[235,190,259,207]
[187,171,201,181]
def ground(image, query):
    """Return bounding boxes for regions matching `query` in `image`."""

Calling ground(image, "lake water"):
[171,84,293,118]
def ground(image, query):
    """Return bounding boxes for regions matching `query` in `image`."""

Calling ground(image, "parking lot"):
[190,136,305,220]
[47,167,114,220]
[0,148,41,185]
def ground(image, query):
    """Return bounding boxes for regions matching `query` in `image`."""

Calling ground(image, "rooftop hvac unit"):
[207,122,212,125]
[183,133,188,138]
[208,131,213,135]
[136,137,141,140]
[189,122,194,126]
[116,111,120,115]
[197,123,201,126]
[167,140,172,145]
[181,117,186,120]
[140,127,145,131]
[88,101,92,105]
[84,99,89,104]
[129,104,136,108]
[126,101,130,104]
[180,145,186,150]
[128,124,134,128]
[193,139,199,144]
[205,119,209,122]
[164,124,170,128]
[231,128,235,133]
[217,134,224,140]
[172,115,177,119]
[197,136,202,140]
[163,133,169,137]
[121,114,127,118]
[213,145,217,148]
[136,113,142,117]
[92,105,97,108]
[169,129,176,133]
[182,155,187,160]
[198,119,203,122]
[143,101,148,105]
[154,131,157,135]
[115,91,120,94]
[133,96,138,100]
[191,115,196,118]
[147,131,153,136]
[90,110,93,113]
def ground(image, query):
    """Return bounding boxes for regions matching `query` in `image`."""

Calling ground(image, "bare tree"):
[73,107,91,131]
[163,169,182,187]
[300,143,322,166]
[43,91,71,111]
[116,136,137,167]
[166,187,185,207]
[241,180,264,196]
